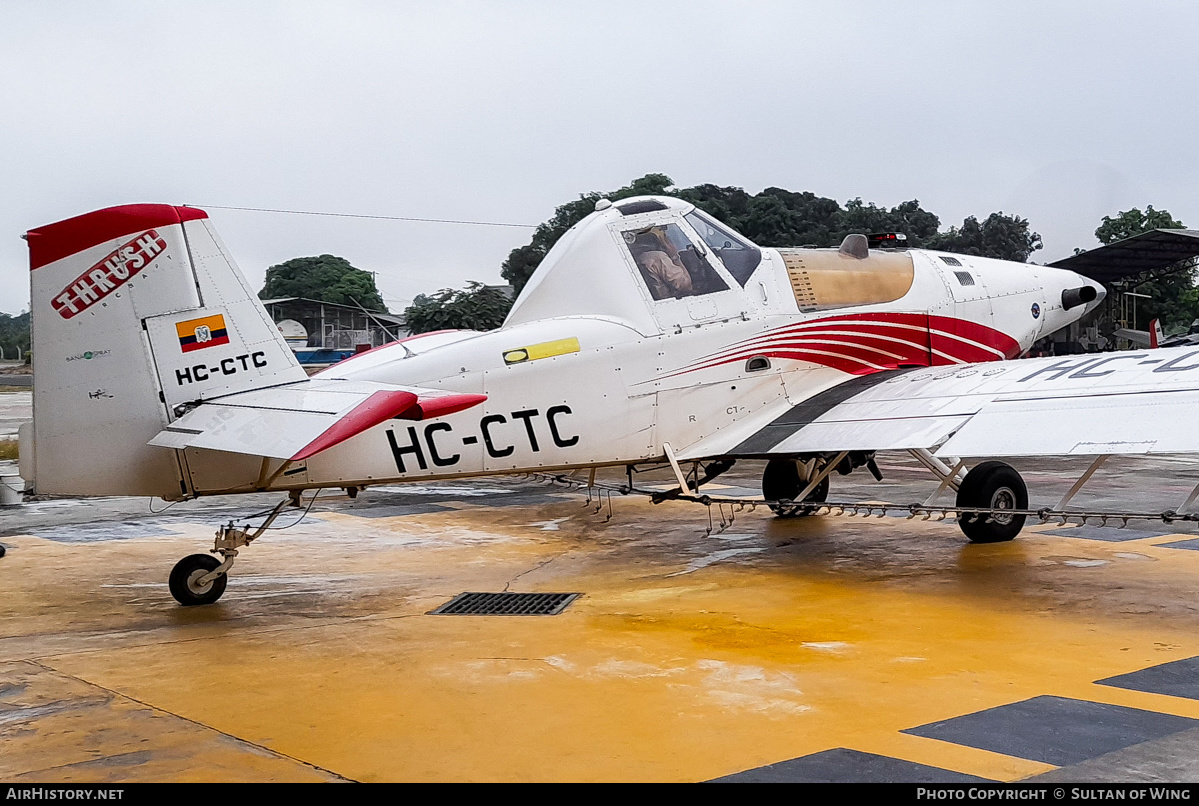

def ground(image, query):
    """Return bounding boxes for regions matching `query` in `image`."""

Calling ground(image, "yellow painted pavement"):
[4,493,1199,781]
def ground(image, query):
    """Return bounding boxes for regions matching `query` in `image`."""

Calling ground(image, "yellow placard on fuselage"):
[503,337,580,365]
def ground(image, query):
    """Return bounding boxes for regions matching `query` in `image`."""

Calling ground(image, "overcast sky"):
[3,1,1197,315]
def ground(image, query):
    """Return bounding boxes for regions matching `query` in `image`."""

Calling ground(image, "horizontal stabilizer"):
[151,379,486,461]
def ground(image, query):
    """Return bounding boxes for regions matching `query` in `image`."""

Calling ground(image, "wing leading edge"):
[676,347,1199,460]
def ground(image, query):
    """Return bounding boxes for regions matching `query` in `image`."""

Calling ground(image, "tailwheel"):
[763,458,829,518]
[169,553,228,606]
[167,494,298,606]
[956,461,1027,543]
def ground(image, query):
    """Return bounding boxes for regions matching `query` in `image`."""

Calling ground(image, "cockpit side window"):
[684,211,762,286]
[622,223,729,301]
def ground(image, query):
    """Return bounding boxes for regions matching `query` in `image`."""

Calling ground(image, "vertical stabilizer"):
[27,204,306,498]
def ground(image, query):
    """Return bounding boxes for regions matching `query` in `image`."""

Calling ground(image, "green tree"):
[1095,207,1193,329]
[404,282,512,334]
[833,198,941,247]
[734,187,843,247]
[501,175,975,295]
[1096,206,1184,245]
[0,311,30,362]
[493,173,1053,320]
[672,183,754,230]
[501,173,675,294]
[926,212,1043,262]
[259,255,387,311]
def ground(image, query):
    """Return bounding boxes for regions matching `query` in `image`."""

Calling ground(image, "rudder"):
[26,204,305,498]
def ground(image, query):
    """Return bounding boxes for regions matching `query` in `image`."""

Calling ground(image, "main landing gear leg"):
[763,457,833,518]
[168,493,297,606]
[955,461,1028,543]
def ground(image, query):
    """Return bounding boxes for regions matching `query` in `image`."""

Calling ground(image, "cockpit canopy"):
[502,195,914,334]
[682,210,762,286]
[622,221,729,301]
[504,196,767,334]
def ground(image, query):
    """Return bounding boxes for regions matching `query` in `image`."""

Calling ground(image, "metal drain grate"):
[429,592,580,616]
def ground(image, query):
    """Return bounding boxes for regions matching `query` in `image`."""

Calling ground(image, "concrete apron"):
[4,472,1199,782]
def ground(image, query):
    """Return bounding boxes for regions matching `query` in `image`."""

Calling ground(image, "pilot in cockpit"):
[638,250,694,299]
[627,224,728,301]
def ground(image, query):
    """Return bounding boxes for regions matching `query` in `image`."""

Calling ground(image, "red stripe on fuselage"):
[659,311,1021,379]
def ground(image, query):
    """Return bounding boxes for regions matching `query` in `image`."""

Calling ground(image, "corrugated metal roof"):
[1049,229,1199,285]
[261,297,406,324]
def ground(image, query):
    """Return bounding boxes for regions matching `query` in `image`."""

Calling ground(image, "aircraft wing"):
[150,379,486,461]
[675,346,1199,461]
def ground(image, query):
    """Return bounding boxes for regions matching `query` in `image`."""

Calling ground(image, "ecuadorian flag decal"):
[176,314,231,353]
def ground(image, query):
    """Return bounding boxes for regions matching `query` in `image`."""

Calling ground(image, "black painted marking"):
[462,435,479,445]
[730,369,915,455]
[1157,538,1199,551]
[903,695,1199,766]
[430,592,579,615]
[709,748,992,783]
[1097,656,1199,701]
[1140,359,1163,365]
[1041,525,1174,543]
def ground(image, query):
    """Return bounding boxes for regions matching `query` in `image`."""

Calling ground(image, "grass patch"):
[0,440,17,461]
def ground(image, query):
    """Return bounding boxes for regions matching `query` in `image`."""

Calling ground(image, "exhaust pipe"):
[1061,285,1099,311]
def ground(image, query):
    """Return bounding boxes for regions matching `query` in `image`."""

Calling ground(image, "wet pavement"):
[0,391,30,438]
[4,448,1199,782]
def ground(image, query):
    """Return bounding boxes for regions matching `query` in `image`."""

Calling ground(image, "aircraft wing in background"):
[676,346,1199,461]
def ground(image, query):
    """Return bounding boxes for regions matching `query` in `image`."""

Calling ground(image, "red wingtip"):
[290,390,419,461]
[394,392,488,421]
[27,204,208,270]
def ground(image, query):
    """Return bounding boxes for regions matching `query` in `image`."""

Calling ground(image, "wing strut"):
[1179,479,1199,516]
[1054,454,1110,511]
[662,442,691,492]
[923,458,966,506]
[798,451,848,503]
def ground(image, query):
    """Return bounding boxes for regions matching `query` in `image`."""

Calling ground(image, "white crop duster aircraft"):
[28,195,1194,607]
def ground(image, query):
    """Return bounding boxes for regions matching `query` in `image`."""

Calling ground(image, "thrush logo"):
[52,230,167,319]
[176,314,231,353]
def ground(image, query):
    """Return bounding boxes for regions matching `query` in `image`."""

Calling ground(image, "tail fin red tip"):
[27,204,207,271]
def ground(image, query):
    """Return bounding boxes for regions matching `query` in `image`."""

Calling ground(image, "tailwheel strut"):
[168,494,297,606]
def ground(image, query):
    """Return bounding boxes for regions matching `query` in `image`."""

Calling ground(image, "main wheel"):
[955,461,1027,543]
[169,553,228,606]
[763,458,829,517]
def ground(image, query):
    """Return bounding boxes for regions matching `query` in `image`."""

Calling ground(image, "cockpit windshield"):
[684,211,762,286]
[622,223,729,301]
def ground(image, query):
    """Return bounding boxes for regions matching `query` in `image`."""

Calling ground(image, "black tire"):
[955,461,1027,543]
[763,459,829,517]
[169,553,228,606]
